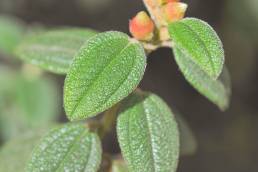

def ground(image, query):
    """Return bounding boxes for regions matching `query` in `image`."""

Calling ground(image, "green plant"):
[0,0,231,171]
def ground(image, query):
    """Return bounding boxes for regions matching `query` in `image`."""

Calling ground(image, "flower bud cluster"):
[129,0,187,41]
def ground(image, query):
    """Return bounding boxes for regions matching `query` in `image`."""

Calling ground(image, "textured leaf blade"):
[117,91,179,172]
[173,47,231,110]
[27,123,102,172]
[0,16,25,54]
[64,31,146,121]
[15,28,97,74]
[169,18,224,79]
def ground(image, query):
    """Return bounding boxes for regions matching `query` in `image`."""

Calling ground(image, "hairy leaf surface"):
[117,91,179,172]
[64,31,146,121]
[173,47,231,110]
[15,28,97,74]
[169,18,224,79]
[27,124,102,172]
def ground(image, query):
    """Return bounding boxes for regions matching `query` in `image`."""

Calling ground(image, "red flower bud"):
[163,2,187,22]
[129,11,155,41]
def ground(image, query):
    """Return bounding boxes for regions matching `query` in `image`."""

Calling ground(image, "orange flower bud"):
[163,2,187,22]
[129,11,155,41]
[158,0,179,6]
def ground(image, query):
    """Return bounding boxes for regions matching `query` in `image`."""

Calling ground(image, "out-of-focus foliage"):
[226,0,258,44]
[0,16,25,54]
[0,131,47,172]
[175,111,197,156]
[0,65,60,141]
[222,0,258,88]
[15,28,97,74]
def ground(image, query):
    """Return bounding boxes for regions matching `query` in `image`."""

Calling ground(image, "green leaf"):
[64,31,146,121]
[15,28,97,74]
[15,75,60,125]
[173,47,231,110]
[169,18,224,79]
[0,15,25,54]
[0,130,48,172]
[27,123,102,172]
[0,67,60,141]
[117,90,179,172]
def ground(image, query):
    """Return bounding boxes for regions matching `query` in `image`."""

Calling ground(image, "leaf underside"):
[64,31,146,121]
[173,47,231,110]
[26,124,102,172]
[0,15,24,54]
[117,91,179,172]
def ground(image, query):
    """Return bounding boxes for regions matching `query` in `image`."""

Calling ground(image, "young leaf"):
[173,47,231,110]
[27,123,102,172]
[169,18,224,79]
[64,31,146,121]
[0,16,25,54]
[117,91,179,172]
[15,28,97,74]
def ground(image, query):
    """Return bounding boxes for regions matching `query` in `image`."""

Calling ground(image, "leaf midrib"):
[53,129,89,172]
[70,40,133,117]
[91,44,138,115]
[176,21,216,77]
[142,99,157,172]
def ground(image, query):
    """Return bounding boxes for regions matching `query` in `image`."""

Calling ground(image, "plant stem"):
[98,103,121,138]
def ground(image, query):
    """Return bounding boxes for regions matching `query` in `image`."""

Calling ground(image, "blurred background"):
[0,0,258,171]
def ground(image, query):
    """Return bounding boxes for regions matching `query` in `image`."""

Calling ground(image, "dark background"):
[0,0,258,171]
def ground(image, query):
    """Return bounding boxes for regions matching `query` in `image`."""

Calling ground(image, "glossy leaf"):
[173,47,231,110]
[27,123,102,172]
[0,131,47,172]
[0,16,25,54]
[15,28,97,74]
[64,31,146,121]
[117,91,179,172]
[169,18,224,79]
